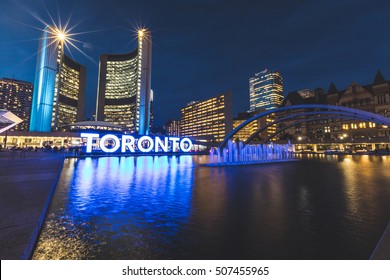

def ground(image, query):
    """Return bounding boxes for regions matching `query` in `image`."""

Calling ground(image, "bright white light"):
[57,31,66,41]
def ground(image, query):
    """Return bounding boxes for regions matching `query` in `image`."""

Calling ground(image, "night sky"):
[1,0,390,127]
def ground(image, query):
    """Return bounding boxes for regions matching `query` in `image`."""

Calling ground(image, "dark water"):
[33,155,390,259]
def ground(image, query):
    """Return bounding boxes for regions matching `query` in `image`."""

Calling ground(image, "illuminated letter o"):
[100,134,120,153]
[137,136,154,152]
[180,138,193,152]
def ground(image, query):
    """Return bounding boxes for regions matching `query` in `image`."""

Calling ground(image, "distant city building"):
[30,25,86,132]
[96,29,152,135]
[165,119,181,137]
[0,78,33,131]
[279,70,390,144]
[277,88,327,141]
[249,69,284,138]
[249,69,283,111]
[233,109,266,142]
[180,91,233,142]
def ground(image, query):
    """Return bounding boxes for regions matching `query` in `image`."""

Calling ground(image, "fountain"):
[207,140,296,166]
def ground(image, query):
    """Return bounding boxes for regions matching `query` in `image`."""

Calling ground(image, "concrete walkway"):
[0,151,64,259]
[371,222,390,259]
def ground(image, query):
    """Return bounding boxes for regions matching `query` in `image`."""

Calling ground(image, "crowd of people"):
[0,144,83,157]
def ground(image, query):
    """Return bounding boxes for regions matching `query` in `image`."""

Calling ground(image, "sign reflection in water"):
[33,155,390,259]
[33,156,194,259]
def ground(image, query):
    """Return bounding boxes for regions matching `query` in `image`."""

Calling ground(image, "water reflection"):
[33,156,194,259]
[33,155,390,259]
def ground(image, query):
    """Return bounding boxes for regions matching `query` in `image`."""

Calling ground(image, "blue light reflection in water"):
[33,156,194,259]
[33,155,390,259]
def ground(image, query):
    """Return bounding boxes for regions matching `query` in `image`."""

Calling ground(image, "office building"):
[0,78,33,131]
[96,29,152,135]
[30,25,86,132]
[53,55,86,131]
[278,88,327,141]
[249,69,283,111]
[249,69,284,137]
[165,119,181,137]
[232,109,266,142]
[180,91,233,142]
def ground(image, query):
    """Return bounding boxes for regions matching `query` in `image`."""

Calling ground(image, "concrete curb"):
[21,157,65,260]
[370,221,390,260]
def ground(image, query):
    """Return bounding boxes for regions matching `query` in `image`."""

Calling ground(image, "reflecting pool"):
[33,155,390,259]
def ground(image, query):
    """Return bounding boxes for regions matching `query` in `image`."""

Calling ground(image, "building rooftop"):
[69,120,123,132]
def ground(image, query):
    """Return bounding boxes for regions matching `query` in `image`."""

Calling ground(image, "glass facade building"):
[30,26,86,132]
[53,55,86,131]
[0,78,33,131]
[96,30,152,135]
[180,92,233,142]
[249,69,283,111]
[249,69,284,137]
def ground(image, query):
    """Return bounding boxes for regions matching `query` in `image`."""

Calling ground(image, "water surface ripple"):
[33,155,390,259]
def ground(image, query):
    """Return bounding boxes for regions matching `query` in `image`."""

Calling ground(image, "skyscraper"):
[30,26,86,132]
[249,69,283,111]
[249,69,283,137]
[0,78,33,131]
[53,55,86,131]
[96,29,152,135]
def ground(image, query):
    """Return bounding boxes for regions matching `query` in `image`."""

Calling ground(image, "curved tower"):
[96,29,152,135]
[53,55,86,131]
[30,26,86,132]
[30,26,60,132]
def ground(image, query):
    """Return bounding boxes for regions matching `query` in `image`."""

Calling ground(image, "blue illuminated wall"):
[137,30,152,135]
[30,26,59,132]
